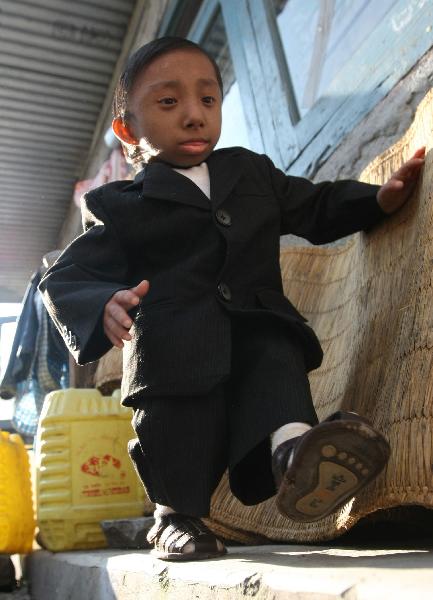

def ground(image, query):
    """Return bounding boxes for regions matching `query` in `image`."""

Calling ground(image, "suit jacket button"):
[217,282,232,302]
[215,209,232,227]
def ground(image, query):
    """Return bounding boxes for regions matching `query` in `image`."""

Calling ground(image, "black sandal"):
[147,513,227,561]
[273,411,390,522]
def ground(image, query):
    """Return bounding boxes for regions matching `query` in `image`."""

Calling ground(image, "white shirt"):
[173,162,210,200]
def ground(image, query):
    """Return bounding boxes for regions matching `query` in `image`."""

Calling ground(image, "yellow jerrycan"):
[35,388,151,551]
[0,430,35,553]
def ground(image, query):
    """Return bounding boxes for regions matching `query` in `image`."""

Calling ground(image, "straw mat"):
[205,89,433,543]
[94,347,122,395]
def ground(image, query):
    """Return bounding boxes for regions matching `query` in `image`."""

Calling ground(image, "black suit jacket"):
[39,147,384,404]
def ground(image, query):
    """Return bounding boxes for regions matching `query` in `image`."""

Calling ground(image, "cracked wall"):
[280,48,433,249]
[313,49,433,182]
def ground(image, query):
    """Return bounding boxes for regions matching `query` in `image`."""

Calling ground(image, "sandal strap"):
[272,435,302,487]
[323,411,372,425]
[148,513,224,556]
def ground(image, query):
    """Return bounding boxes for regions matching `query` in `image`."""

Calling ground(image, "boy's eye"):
[158,97,177,106]
[202,96,215,105]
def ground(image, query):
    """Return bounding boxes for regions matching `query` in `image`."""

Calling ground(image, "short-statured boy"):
[39,37,425,561]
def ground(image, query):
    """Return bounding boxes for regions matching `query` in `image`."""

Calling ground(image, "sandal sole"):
[276,419,390,522]
[151,547,227,561]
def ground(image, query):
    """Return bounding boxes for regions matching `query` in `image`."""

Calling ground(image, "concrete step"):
[27,543,433,599]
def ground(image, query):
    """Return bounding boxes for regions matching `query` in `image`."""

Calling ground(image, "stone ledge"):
[27,544,433,600]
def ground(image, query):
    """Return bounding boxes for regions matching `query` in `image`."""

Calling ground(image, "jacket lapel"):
[208,148,243,207]
[126,148,244,209]
[134,162,210,210]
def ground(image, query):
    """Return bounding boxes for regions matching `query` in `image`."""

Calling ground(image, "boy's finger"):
[387,179,404,190]
[108,337,121,349]
[412,146,426,159]
[107,303,133,328]
[393,158,424,180]
[131,279,150,298]
[109,334,124,349]
[105,315,132,342]
[104,324,124,349]
[113,289,141,309]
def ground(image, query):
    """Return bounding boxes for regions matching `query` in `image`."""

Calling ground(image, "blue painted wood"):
[156,0,180,37]
[247,0,299,163]
[222,0,287,166]
[188,0,219,42]
[289,0,433,176]
[220,0,266,155]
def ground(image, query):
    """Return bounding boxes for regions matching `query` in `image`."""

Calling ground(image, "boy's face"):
[113,49,222,167]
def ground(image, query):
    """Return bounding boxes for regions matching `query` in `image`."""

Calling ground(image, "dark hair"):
[113,36,223,170]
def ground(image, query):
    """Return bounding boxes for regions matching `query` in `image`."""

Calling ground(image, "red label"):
[80,454,122,477]
[81,485,130,497]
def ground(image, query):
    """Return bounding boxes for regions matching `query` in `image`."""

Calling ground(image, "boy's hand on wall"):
[103,280,150,349]
[376,147,425,214]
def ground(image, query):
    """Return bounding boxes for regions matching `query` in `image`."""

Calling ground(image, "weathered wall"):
[314,49,433,182]
[57,0,170,249]
[279,47,433,248]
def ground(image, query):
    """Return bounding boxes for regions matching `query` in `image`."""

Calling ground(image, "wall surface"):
[280,48,433,248]
[57,0,170,249]
[314,49,433,182]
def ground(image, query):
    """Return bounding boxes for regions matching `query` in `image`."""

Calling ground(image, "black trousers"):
[128,316,318,517]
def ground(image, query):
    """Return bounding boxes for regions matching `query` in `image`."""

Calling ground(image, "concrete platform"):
[27,542,433,600]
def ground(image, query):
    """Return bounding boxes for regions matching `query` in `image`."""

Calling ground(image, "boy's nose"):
[183,102,205,128]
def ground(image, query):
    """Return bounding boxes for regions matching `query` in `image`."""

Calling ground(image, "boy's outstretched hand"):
[376,147,425,214]
[103,279,150,349]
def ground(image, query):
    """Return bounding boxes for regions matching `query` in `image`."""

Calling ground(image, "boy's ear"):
[112,117,139,145]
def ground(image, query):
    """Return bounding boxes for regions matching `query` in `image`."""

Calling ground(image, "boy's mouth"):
[179,139,209,153]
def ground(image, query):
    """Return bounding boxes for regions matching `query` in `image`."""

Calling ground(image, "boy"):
[39,37,425,561]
